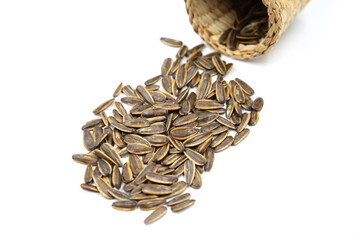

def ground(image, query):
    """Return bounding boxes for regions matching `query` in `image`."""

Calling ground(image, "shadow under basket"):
[185,0,310,60]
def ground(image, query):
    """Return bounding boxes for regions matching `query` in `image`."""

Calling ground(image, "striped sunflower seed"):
[112,200,137,211]
[144,206,167,225]
[160,37,183,48]
[166,193,191,206]
[171,199,196,212]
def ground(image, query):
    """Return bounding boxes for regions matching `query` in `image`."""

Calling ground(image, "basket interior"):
[189,0,269,44]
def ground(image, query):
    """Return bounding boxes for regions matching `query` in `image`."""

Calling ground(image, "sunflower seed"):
[153,144,169,161]
[170,127,199,140]
[139,198,167,211]
[144,206,167,224]
[197,73,211,99]
[150,91,167,103]
[84,165,93,184]
[93,174,113,199]
[146,172,178,184]
[80,183,98,192]
[141,108,168,118]
[235,78,255,95]
[175,65,187,88]
[136,85,155,105]
[171,199,196,212]
[214,136,233,152]
[135,122,166,135]
[161,58,174,76]
[112,200,137,211]
[112,165,122,189]
[195,135,213,154]
[93,98,114,114]
[153,103,181,111]
[184,148,207,166]
[160,37,183,48]
[123,85,137,97]
[142,184,173,195]
[195,99,224,110]
[252,97,264,111]
[166,193,191,206]
[216,116,236,129]
[145,75,162,86]
[143,134,169,147]
[121,96,144,106]
[215,79,226,103]
[81,118,103,130]
[249,110,259,126]
[122,162,133,183]
[72,153,98,165]
[173,113,198,127]
[184,160,195,185]
[183,132,212,147]
[212,55,226,75]
[204,148,215,172]
[98,159,112,176]
[236,112,250,132]
[190,169,202,189]
[161,75,173,94]
[210,131,229,148]
[100,143,123,166]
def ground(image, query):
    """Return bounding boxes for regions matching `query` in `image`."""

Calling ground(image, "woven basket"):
[185,0,310,60]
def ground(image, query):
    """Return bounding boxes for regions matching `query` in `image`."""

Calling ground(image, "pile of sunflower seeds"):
[219,0,268,50]
[73,37,264,225]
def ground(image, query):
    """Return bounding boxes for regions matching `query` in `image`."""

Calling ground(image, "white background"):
[0,0,359,239]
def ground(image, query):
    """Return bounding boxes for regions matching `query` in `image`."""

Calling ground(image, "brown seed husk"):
[80,183,98,192]
[214,136,234,152]
[184,148,207,165]
[112,166,122,189]
[142,184,173,195]
[204,148,215,172]
[210,131,229,148]
[139,198,167,211]
[160,37,183,48]
[72,153,98,165]
[170,127,199,140]
[195,99,224,110]
[161,58,174,76]
[112,200,137,211]
[171,199,196,212]
[129,154,145,176]
[98,159,112,176]
[167,193,191,206]
[113,82,124,97]
[249,110,260,126]
[145,75,162,86]
[184,159,195,185]
[93,98,114,114]
[237,112,250,132]
[216,116,236,129]
[144,206,167,224]
[190,169,202,189]
[146,172,178,184]
[235,78,255,96]
[252,97,264,111]
[212,55,226,75]
[84,165,93,184]
[122,162,133,183]
[100,143,123,166]
[233,128,250,146]
[136,85,155,105]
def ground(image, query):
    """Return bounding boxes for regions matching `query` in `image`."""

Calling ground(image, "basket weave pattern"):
[185,0,310,60]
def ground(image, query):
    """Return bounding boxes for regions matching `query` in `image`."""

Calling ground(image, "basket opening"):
[187,0,268,50]
[216,0,269,49]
